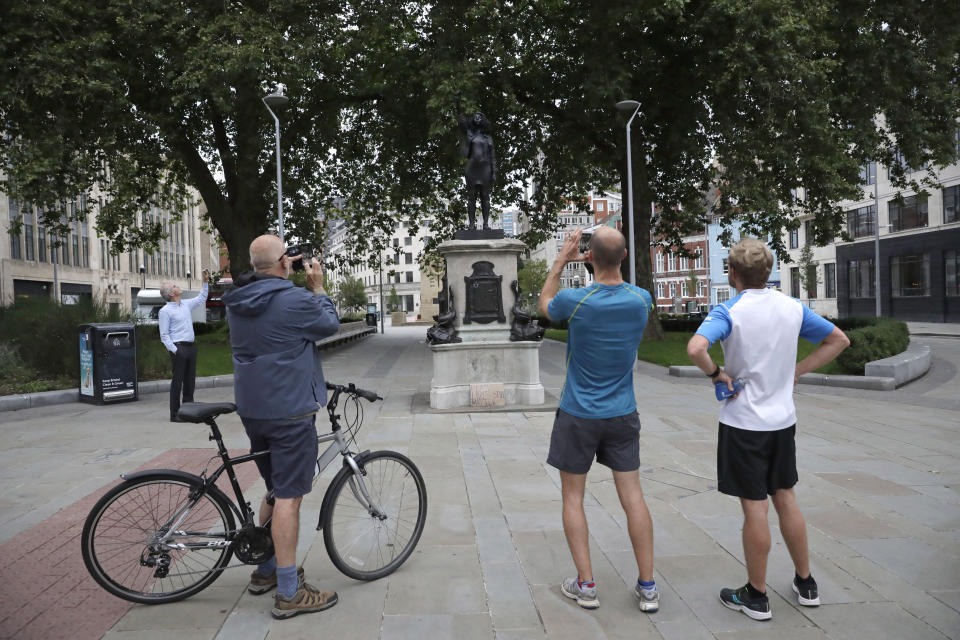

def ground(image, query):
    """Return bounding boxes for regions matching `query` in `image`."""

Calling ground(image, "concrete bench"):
[315,320,376,350]
[864,343,931,387]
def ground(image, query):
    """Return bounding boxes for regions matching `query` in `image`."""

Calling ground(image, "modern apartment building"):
[527,192,622,290]
[782,150,960,322]
[1,181,219,312]
[650,229,710,314]
[325,218,433,316]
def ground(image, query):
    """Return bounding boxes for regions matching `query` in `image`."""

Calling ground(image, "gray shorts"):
[547,409,641,474]
[241,415,319,499]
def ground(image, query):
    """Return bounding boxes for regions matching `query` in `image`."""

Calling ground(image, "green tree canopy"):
[2,0,958,288]
[339,276,368,315]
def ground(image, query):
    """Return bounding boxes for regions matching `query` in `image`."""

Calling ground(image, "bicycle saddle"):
[177,402,238,423]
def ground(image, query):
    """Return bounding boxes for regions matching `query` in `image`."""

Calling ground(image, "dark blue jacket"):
[223,275,339,419]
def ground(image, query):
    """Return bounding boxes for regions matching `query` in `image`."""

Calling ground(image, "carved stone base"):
[429,340,545,409]
[453,228,505,240]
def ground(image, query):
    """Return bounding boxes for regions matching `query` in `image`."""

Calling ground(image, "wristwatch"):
[708,364,721,379]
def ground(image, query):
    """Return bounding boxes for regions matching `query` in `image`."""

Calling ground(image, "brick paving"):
[0,448,260,640]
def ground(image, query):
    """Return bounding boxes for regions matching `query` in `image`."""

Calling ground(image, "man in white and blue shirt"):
[159,270,209,422]
[688,237,849,621]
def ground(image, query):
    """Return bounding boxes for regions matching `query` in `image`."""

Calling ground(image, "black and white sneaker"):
[720,584,772,621]
[793,574,820,606]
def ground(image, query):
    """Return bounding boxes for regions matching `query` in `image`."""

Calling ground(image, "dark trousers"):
[170,342,198,419]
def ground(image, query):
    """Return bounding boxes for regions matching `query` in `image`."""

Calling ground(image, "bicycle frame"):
[153,406,386,553]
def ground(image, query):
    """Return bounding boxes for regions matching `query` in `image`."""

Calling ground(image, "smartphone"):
[715,379,745,401]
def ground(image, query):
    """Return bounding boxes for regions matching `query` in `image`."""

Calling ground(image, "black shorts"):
[717,422,798,501]
[547,409,641,474]
[241,415,319,499]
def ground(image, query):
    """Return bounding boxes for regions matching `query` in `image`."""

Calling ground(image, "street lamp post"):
[873,165,881,317]
[379,252,385,334]
[615,100,641,285]
[139,264,145,290]
[262,89,289,242]
[186,270,191,291]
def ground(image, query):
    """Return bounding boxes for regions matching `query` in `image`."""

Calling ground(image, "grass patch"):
[544,330,845,374]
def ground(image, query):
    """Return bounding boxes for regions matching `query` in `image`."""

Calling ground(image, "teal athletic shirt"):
[548,283,653,419]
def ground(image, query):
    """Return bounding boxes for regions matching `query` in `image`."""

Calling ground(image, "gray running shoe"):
[561,577,599,609]
[634,584,660,612]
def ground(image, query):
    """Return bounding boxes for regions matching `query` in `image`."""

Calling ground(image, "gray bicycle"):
[81,382,427,604]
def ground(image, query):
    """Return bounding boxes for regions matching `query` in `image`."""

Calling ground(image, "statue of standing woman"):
[456,107,497,230]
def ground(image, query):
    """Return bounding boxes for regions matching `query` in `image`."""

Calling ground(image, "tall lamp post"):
[139,263,145,290]
[186,269,192,291]
[262,89,289,242]
[872,164,881,317]
[615,100,641,285]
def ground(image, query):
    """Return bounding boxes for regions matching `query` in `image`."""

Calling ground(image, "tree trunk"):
[619,149,664,341]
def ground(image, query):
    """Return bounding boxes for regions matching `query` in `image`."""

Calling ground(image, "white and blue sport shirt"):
[695,288,835,432]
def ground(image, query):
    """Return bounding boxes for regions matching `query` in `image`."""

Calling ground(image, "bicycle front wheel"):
[81,472,236,604]
[322,451,427,580]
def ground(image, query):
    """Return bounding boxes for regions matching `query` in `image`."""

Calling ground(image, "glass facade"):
[891,254,929,297]
[847,258,875,298]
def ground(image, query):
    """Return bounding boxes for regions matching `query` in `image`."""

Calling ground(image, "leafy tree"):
[686,269,700,301]
[387,286,401,312]
[339,276,368,315]
[517,259,548,311]
[797,245,821,300]
[2,0,958,316]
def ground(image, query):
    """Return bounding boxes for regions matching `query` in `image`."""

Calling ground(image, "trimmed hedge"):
[833,317,909,374]
[340,314,366,323]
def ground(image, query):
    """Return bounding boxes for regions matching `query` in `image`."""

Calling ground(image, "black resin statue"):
[457,109,496,231]
[427,291,462,345]
[509,280,545,342]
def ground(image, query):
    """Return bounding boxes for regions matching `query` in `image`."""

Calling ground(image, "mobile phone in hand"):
[715,379,745,401]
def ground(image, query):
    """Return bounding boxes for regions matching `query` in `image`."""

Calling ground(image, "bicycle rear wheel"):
[81,472,236,604]
[322,451,427,580]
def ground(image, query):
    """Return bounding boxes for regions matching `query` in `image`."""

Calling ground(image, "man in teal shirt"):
[539,227,659,613]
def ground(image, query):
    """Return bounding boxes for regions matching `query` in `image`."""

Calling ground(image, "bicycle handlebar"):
[325,382,382,403]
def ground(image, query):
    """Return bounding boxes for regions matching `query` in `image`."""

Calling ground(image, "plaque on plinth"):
[463,261,505,325]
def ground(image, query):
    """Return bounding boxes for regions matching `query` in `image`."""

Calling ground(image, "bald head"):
[250,235,285,272]
[589,227,627,269]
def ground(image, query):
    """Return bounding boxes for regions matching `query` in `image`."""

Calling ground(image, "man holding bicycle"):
[223,234,340,619]
[539,227,660,613]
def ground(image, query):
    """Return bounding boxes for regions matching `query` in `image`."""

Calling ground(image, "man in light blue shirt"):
[538,227,659,614]
[159,269,209,422]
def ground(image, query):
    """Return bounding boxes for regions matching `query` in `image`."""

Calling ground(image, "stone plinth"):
[438,237,525,343]
[430,340,545,409]
[429,237,545,410]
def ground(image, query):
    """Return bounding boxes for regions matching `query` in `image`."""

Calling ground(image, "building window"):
[404,253,413,264]
[669,283,675,298]
[681,281,688,297]
[891,254,929,297]
[803,220,814,246]
[788,228,799,249]
[38,225,47,262]
[667,254,676,271]
[847,259,875,298]
[698,281,705,297]
[825,263,836,298]
[406,271,414,283]
[716,287,731,304]
[888,149,919,177]
[598,201,605,211]
[694,252,703,269]
[846,205,876,239]
[8,197,22,259]
[790,267,800,298]
[859,162,877,186]
[404,236,412,246]
[944,185,960,224]
[722,258,729,274]
[889,195,928,232]
[655,252,664,273]
[23,207,35,261]
[946,251,960,297]
[806,264,817,299]
[656,282,665,299]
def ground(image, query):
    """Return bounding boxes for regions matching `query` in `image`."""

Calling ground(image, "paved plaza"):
[1,325,959,639]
